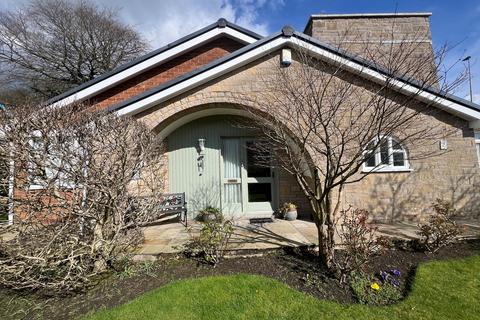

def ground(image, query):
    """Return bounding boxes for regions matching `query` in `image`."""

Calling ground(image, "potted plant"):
[281,202,297,221]
[198,206,222,223]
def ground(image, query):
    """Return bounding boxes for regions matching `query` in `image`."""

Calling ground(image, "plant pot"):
[284,209,297,221]
[202,213,217,222]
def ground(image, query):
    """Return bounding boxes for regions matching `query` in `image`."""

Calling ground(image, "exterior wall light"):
[197,138,206,176]
[439,138,448,150]
[281,48,292,66]
[198,138,206,155]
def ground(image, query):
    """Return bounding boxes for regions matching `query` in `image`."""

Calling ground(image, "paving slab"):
[136,217,479,257]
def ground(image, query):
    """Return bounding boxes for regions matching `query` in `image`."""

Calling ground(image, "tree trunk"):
[314,196,336,272]
[317,225,334,269]
[92,220,107,273]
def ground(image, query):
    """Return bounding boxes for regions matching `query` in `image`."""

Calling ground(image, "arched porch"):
[155,104,311,220]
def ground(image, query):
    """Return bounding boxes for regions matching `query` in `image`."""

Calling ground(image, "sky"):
[0,0,479,102]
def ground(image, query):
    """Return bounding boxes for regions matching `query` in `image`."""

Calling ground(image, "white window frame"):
[474,131,480,166]
[27,130,82,190]
[0,138,14,225]
[27,131,48,190]
[131,159,145,181]
[362,136,412,173]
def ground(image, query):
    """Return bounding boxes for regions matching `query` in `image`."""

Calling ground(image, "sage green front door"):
[221,138,243,215]
[221,138,275,217]
[168,115,278,219]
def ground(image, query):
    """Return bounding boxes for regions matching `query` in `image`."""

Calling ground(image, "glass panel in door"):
[245,141,274,215]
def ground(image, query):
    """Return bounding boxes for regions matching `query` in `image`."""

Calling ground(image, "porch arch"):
[143,91,258,138]
[145,99,314,219]
[154,104,253,140]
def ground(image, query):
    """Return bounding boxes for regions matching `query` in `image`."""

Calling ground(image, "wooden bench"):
[130,192,187,227]
[157,192,188,226]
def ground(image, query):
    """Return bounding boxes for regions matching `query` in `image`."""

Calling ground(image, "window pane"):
[392,140,403,151]
[380,140,389,165]
[365,152,376,167]
[248,183,272,202]
[366,141,376,151]
[246,142,270,177]
[475,132,480,140]
[0,145,8,222]
[393,152,405,167]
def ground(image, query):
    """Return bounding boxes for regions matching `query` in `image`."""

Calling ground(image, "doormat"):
[249,217,274,224]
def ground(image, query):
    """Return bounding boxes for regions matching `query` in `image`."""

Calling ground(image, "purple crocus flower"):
[390,269,401,277]
[380,271,388,281]
[390,278,400,287]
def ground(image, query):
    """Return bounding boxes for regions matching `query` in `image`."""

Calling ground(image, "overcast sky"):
[0,0,478,102]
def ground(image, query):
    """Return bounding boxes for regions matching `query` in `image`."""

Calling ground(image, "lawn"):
[85,255,480,320]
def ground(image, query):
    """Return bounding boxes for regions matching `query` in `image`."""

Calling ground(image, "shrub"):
[280,202,297,215]
[301,272,323,288]
[114,259,158,279]
[350,272,402,305]
[334,206,387,282]
[184,219,233,267]
[417,199,460,253]
[0,103,165,295]
[197,206,223,222]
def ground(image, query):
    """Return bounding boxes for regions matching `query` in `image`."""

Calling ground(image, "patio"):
[135,218,480,259]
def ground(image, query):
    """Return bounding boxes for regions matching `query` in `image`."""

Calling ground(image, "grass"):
[85,255,480,320]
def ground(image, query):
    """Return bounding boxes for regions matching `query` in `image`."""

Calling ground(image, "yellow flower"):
[371,282,380,291]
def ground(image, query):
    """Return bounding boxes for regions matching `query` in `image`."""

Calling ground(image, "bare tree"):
[0,0,147,99]
[247,34,465,270]
[0,103,166,294]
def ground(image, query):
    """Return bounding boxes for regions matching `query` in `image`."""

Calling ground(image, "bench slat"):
[131,192,187,226]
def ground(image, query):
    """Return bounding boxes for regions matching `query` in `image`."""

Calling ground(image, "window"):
[475,131,480,166]
[28,132,48,189]
[27,131,82,189]
[363,136,410,172]
[0,139,9,223]
[132,159,145,180]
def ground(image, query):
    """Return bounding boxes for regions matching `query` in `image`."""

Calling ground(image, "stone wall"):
[305,14,436,82]
[277,168,311,218]
[305,14,432,44]
[345,121,480,222]
[137,52,480,222]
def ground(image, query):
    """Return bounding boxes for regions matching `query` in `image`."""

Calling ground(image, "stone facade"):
[346,116,479,222]
[277,167,312,218]
[16,16,478,223]
[305,14,432,45]
[305,14,436,82]
[135,52,480,221]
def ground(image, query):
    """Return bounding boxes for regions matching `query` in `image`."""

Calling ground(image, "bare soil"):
[1,239,479,320]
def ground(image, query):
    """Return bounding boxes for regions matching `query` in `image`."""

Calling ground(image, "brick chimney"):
[304,13,436,82]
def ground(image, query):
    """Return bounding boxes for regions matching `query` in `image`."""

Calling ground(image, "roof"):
[106,25,480,127]
[47,18,262,107]
[48,18,480,128]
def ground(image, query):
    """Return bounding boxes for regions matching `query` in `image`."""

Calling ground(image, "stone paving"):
[137,219,318,256]
[135,218,480,258]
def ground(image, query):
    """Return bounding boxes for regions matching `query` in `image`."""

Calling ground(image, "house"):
[11,13,480,223]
